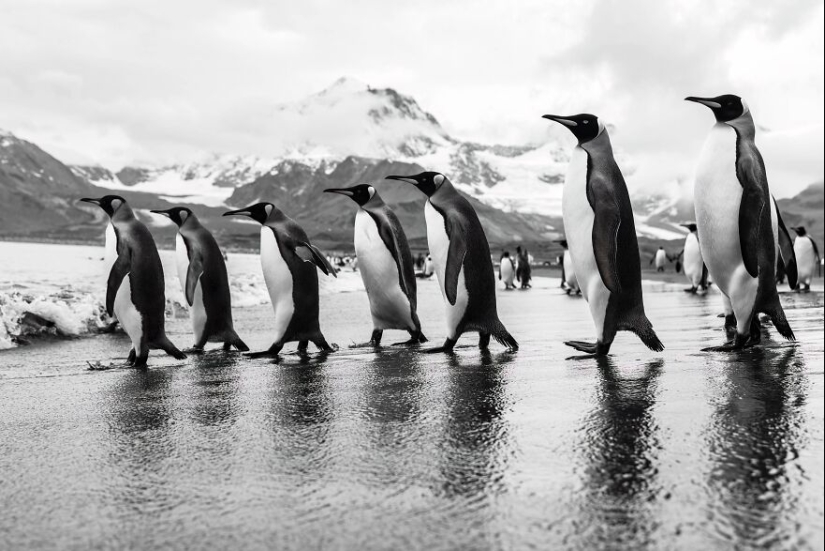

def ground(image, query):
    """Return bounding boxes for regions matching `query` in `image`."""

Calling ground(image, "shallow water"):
[1,242,823,550]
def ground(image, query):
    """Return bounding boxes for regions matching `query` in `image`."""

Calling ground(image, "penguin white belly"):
[354,210,414,330]
[795,237,816,284]
[695,123,760,329]
[563,146,610,339]
[113,274,143,349]
[176,234,207,343]
[655,250,667,269]
[683,234,703,287]
[103,223,118,279]
[501,259,515,285]
[260,227,294,343]
[563,251,579,290]
[425,201,468,339]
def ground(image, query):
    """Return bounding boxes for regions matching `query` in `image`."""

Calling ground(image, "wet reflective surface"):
[1,279,823,550]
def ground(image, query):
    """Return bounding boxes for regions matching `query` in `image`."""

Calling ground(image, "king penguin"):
[79,195,186,367]
[686,94,797,350]
[151,206,248,352]
[555,239,580,295]
[385,172,518,353]
[543,113,663,356]
[223,202,337,358]
[679,223,709,293]
[323,184,427,347]
[790,226,820,292]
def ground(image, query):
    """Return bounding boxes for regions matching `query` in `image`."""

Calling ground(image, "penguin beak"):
[385,175,418,186]
[323,188,355,197]
[685,96,722,109]
[542,115,578,127]
[150,209,172,218]
[79,197,101,206]
[222,208,252,218]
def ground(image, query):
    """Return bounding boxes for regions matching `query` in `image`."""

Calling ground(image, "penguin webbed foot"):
[564,340,609,356]
[423,338,457,354]
[702,334,753,352]
[684,286,697,294]
[246,351,280,359]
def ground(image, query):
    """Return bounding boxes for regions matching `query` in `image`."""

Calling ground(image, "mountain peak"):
[318,76,369,96]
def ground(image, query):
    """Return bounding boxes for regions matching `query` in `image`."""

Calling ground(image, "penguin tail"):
[627,316,665,352]
[492,321,519,351]
[763,294,796,341]
[154,335,187,360]
[224,329,250,352]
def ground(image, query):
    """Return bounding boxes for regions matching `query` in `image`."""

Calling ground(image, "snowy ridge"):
[63,78,691,240]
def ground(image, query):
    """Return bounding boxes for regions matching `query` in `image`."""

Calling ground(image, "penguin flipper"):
[295,242,337,277]
[774,208,798,290]
[185,251,204,306]
[444,229,467,306]
[106,251,131,316]
[367,209,415,300]
[586,175,622,294]
[737,150,771,279]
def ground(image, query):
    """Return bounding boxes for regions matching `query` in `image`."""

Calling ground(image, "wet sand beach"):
[1,264,823,550]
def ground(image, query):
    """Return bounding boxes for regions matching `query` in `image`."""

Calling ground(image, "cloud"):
[0,0,820,198]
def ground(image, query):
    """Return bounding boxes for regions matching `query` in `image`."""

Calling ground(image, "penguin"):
[543,113,664,356]
[385,172,518,353]
[650,247,668,272]
[150,206,248,352]
[790,226,820,292]
[79,195,186,367]
[499,251,516,290]
[223,202,337,358]
[679,223,709,293]
[323,184,427,347]
[685,94,797,350]
[555,239,581,295]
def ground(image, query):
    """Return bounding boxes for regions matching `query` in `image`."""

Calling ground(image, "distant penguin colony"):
[75,92,816,366]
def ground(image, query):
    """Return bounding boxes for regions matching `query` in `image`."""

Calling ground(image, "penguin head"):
[385,172,446,197]
[685,94,748,123]
[150,206,194,227]
[680,223,698,233]
[542,114,603,144]
[79,195,127,218]
[323,184,376,206]
[791,226,807,236]
[223,203,276,224]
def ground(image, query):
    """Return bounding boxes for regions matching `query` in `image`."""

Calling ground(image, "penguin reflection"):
[189,352,243,429]
[266,359,333,476]
[437,352,514,499]
[575,358,663,550]
[704,348,806,547]
[104,369,177,512]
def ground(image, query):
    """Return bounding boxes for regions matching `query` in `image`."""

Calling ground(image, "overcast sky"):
[1,0,822,195]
